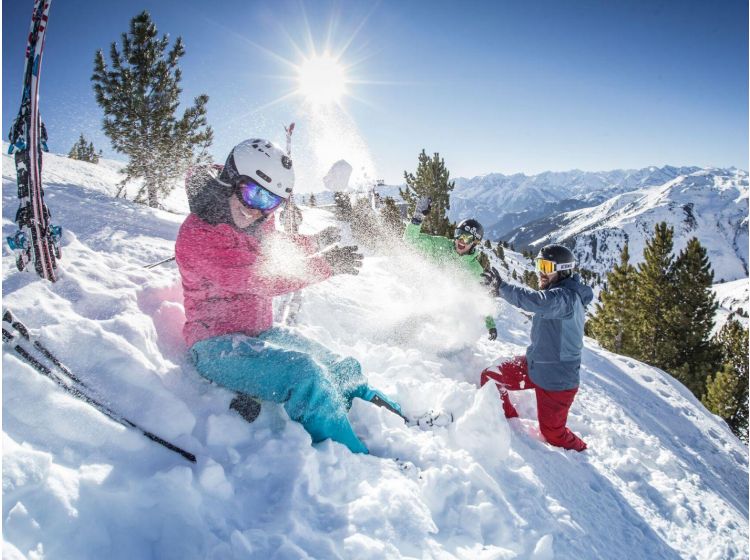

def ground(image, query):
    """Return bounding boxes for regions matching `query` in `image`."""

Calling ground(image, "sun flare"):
[297,54,347,105]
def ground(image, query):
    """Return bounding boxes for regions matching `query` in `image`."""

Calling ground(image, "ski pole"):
[144,255,176,269]
[2,324,196,463]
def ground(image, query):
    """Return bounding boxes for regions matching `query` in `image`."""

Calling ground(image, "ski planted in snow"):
[2,310,196,463]
[7,0,61,281]
[280,122,304,326]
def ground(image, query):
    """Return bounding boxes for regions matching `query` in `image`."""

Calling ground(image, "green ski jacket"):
[403,222,496,331]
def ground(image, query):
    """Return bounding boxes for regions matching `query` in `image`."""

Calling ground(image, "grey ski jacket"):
[497,273,594,391]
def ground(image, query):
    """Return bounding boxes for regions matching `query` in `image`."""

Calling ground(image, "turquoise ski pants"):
[190,329,369,453]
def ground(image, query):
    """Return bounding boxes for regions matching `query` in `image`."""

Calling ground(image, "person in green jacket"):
[403,196,498,340]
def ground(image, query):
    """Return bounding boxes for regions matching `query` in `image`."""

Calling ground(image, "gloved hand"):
[411,196,432,225]
[322,245,363,275]
[481,266,502,295]
[488,327,497,341]
[314,226,341,250]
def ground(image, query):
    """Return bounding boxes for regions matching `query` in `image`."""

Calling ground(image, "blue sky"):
[3,0,748,188]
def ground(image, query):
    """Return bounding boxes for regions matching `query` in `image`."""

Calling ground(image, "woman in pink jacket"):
[176,138,399,454]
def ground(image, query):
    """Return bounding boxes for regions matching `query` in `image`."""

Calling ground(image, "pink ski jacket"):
[176,213,333,348]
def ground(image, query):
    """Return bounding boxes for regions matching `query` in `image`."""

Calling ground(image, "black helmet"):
[454,218,484,242]
[536,244,576,278]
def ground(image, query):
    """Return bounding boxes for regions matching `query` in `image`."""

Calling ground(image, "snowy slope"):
[711,278,750,334]
[505,169,749,284]
[2,151,748,560]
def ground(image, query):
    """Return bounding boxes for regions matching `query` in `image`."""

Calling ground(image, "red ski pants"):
[480,356,587,451]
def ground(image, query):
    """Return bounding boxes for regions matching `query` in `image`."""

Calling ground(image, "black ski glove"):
[322,245,363,275]
[488,327,497,341]
[411,196,432,225]
[314,226,342,250]
[481,267,502,295]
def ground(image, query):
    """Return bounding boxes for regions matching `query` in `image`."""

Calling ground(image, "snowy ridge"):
[449,166,702,238]
[506,168,748,283]
[2,151,748,559]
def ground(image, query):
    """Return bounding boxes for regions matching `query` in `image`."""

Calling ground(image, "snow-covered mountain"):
[449,166,702,239]
[2,151,748,560]
[503,168,748,283]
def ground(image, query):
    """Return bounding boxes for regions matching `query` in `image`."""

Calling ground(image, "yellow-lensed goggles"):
[455,232,477,244]
[535,258,575,274]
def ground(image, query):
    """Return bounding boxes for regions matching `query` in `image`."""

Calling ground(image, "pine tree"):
[400,149,455,237]
[380,196,404,237]
[333,191,352,221]
[632,223,679,370]
[68,133,101,164]
[350,197,378,245]
[309,193,317,207]
[92,11,213,208]
[494,243,505,261]
[523,270,539,290]
[670,238,720,396]
[588,243,638,354]
[703,320,749,442]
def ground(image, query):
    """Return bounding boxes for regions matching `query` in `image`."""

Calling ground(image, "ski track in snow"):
[2,151,748,560]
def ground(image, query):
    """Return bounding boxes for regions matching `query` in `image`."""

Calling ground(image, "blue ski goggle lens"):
[235,176,284,214]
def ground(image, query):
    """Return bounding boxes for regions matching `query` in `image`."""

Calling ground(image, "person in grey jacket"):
[480,244,593,451]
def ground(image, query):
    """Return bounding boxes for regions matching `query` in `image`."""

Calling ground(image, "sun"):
[297,53,348,105]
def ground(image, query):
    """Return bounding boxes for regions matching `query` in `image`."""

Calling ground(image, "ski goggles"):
[234,176,284,214]
[455,232,478,245]
[535,258,575,274]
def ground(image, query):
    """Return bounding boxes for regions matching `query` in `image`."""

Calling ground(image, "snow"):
[711,278,749,333]
[531,169,749,283]
[3,149,748,559]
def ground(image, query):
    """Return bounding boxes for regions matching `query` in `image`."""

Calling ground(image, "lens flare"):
[297,54,347,105]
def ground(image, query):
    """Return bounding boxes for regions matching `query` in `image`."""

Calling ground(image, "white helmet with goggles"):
[223,138,294,199]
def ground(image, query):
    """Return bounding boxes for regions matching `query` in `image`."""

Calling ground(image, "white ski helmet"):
[223,138,294,199]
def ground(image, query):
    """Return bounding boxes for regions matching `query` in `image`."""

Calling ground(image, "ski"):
[280,122,304,326]
[144,255,176,269]
[2,310,196,463]
[7,0,61,282]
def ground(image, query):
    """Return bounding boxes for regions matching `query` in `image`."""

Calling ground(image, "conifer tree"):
[632,223,679,370]
[523,270,539,290]
[588,243,638,354]
[308,193,317,207]
[494,243,505,261]
[68,133,101,163]
[350,197,379,245]
[380,196,404,237]
[670,238,719,395]
[477,251,491,272]
[92,11,213,208]
[400,149,455,237]
[333,191,352,221]
[703,320,749,442]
